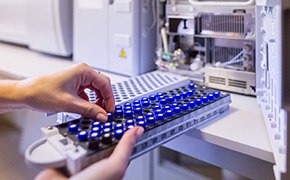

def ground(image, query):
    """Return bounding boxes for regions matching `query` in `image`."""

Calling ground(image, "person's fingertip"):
[106,101,115,112]
[96,113,107,122]
[136,127,144,137]
[108,107,115,113]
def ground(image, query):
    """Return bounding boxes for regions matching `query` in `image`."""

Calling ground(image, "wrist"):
[0,80,28,110]
[14,79,35,109]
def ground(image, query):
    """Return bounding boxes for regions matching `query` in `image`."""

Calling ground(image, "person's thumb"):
[109,126,144,166]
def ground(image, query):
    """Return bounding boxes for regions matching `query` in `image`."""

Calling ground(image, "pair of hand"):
[16,63,143,179]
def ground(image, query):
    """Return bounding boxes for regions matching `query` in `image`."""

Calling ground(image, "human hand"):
[34,126,144,180]
[18,63,114,122]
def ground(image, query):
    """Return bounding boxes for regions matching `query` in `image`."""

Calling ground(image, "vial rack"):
[25,82,231,175]
[56,71,190,124]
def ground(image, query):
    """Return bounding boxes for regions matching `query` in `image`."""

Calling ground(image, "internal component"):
[156,1,256,95]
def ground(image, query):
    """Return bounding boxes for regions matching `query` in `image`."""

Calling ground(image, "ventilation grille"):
[213,46,243,65]
[201,14,245,34]
[209,76,247,89]
[228,79,247,89]
[209,76,226,85]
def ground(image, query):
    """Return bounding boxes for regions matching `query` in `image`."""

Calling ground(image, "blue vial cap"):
[107,112,113,121]
[147,116,156,125]
[124,106,132,111]
[90,132,101,139]
[187,90,194,96]
[114,129,124,140]
[159,98,167,105]
[126,119,135,126]
[141,97,149,101]
[171,102,178,109]
[92,121,102,128]
[126,125,135,131]
[213,91,221,98]
[157,95,165,100]
[133,100,140,105]
[115,105,122,110]
[154,109,163,114]
[149,95,157,101]
[133,103,141,108]
[165,110,173,117]
[156,92,163,97]
[152,104,161,110]
[174,94,182,101]
[163,105,171,111]
[68,124,78,134]
[181,91,188,99]
[188,82,195,89]
[91,126,101,133]
[146,112,154,118]
[202,96,209,103]
[173,106,181,114]
[142,100,150,107]
[195,98,202,106]
[103,122,112,129]
[77,131,88,141]
[114,123,124,130]
[137,120,147,130]
[124,110,133,118]
[181,103,189,111]
[136,115,145,122]
[102,127,112,134]
[208,93,214,101]
[156,113,165,121]
[167,96,175,103]
[124,102,132,107]
[115,109,123,118]
[189,100,196,109]
[133,107,143,115]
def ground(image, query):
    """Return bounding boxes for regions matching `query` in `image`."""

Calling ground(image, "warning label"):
[119,48,127,58]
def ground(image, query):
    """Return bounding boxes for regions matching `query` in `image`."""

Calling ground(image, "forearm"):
[0,80,27,113]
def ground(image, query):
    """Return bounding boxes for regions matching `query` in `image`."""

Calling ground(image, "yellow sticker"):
[119,48,127,58]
